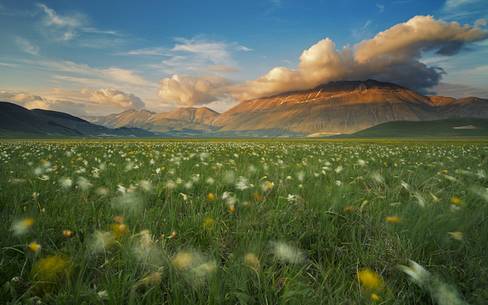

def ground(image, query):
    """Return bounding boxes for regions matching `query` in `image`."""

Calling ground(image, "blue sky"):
[0,0,487,115]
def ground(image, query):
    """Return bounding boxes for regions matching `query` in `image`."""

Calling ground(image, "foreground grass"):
[1,140,488,304]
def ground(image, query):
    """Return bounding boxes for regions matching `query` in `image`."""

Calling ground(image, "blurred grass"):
[0,139,487,304]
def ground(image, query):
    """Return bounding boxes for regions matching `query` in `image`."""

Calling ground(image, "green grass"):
[1,139,488,304]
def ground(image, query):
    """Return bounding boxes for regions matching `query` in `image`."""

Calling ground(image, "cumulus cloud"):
[0,88,145,116]
[88,88,145,109]
[158,75,230,106]
[233,15,487,100]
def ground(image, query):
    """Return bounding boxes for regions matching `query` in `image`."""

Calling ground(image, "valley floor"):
[1,139,488,304]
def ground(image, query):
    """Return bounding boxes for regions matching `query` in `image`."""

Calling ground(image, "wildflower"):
[132,230,163,268]
[111,223,128,238]
[135,271,162,288]
[168,231,177,239]
[77,177,92,191]
[89,231,115,254]
[59,177,73,188]
[27,241,41,253]
[385,216,401,224]
[171,250,217,284]
[139,180,152,192]
[62,230,74,238]
[450,196,462,206]
[398,261,431,286]
[370,293,381,302]
[12,217,34,236]
[95,187,109,196]
[253,192,264,202]
[261,180,274,192]
[97,290,109,299]
[235,176,250,190]
[343,206,355,213]
[32,255,70,282]
[399,260,467,305]
[271,242,305,264]
[202,217,216,230]
[244,253,260,271]
[172,251,194,270]
[111,192,143,215]
[207,192,216,202]
[357,268,383,291]
[448,231,463,241]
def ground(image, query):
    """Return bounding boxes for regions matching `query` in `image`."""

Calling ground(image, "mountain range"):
[87,79,488,137]
[2,79,488,138]
[0,102,154,137]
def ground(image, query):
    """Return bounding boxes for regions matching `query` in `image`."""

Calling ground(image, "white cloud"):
[36,3,120,44]
[15,37,39,55]
[158,75,230,106]
[0,87,146,116]
[233,15,488,100]
[123,37,250,75]
[88,88,145,109]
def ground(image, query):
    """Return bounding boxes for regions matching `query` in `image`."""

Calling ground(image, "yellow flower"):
[228,205,236,213]
[27,241,41,253]
[207,192,216,202]
[448,231,464,240]
[12,217,34,236]
[450,196,462,206]
[32,255,70,282]
[202,217,216,230]
[168,230,177,239]
[370,293,381,302]
[172,251,194,270]
[244,253,260,271]
[111,223,128,238]
[343,206,355,213]
[385,216,401,224]
[253,192,264,202]
[357,268,383,291]
[62,230,74,238]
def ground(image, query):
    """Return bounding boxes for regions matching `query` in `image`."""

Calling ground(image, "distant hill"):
[0,102,154,137]
[343,118,488,138]
[88,107,220,133]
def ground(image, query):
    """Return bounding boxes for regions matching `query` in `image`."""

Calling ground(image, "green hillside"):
[346,118,488,138]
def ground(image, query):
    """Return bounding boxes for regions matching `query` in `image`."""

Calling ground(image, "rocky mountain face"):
[89,107,220,133]
[87,80,488,136]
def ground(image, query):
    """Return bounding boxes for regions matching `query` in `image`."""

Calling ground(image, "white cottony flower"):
[271,241,305,264]
[77,177,92,191]
[399,260,468,305]
[206,177,215,185]
[90,231,115,254]
[235,176,250,190]
[139,180,152,192]
[398,260,430,286]
[59,177,73,188]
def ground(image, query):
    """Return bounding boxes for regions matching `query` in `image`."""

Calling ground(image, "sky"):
[0,0,487,116]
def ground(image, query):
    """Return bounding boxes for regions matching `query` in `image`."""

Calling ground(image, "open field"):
[1,139,488,304]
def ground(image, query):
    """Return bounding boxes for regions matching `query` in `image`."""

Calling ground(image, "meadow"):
[1,139,488,305]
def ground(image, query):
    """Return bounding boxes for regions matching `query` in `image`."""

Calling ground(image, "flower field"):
[1,140,488,304]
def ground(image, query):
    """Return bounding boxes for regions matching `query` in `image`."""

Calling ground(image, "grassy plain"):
[1,139,488,304]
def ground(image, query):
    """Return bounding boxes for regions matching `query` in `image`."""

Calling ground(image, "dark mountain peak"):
[32,108,89,123]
